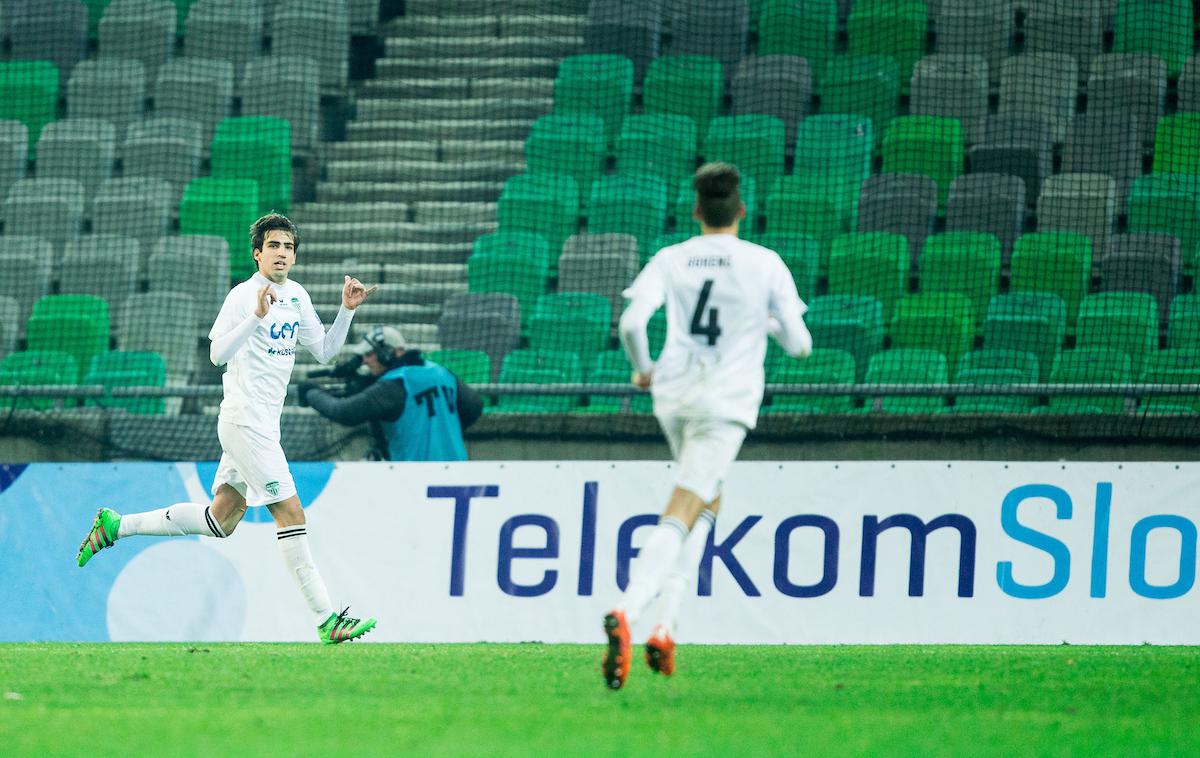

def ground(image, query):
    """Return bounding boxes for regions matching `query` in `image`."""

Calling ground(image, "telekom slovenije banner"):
[1,461,1197,644]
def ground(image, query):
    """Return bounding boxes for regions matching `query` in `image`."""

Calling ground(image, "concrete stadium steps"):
[317,180,506,204]
[375,57,563,79]
[346,119,536,142]
[297,240,477,266]
[402,0,588,16]
[355,97,553,122]
[323,140,525,163]
[292,201,497,225]
[361,77,553,100]
[325,158,523,184]
[384,35,582,60]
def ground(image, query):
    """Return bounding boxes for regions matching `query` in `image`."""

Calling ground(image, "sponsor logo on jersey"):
[266,347,297,357]
[270,321,300,339]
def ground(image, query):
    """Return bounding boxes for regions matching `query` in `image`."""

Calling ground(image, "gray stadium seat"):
[910,54,988,145]
[2,178,86,257]
[240,55,320,150]
[999,53,1078,144]
[584,0,663,81]
[34,119,117,207]
[272,1,349,90]
[98,0,176,87]
[122,117,204,204]
[66,59,146,146]
[92,178,174,257]
[147,235,231,326]
[1087,54,1166,148]
[558,233,640,323]
[1099,233,1181,325]
[933,0,1013,75]
[438,292,521,380]
[153,58,235,145]
[0,236,53,326]
[664,0,748,72]
[946,173,1026,264]
[1023,0,1104,72]
[857,173,939,262]
[59,235,140,305]
[0,120,28,207]
[731,55,811,150]
[968,115,1053,200]
[120,291,200,381]
[0,295,17,359]
[1061,114,1142,203]
[1036,173,1117,259]
[1178,55,1200,113]
[8,0,88,85]
[185,0,265,92]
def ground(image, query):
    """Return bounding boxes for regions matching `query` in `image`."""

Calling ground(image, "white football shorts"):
[212,420,298,506]
[656,415,748,503]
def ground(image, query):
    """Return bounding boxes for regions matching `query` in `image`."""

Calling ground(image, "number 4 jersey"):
[620,233,811,429]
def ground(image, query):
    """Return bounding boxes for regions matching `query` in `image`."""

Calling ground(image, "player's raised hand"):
[631,371,652,390]
[254,285,277,318]
[342,275,378,310]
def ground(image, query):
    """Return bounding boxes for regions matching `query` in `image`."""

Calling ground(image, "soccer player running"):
[76,213,381,645]
[602,163,812,689]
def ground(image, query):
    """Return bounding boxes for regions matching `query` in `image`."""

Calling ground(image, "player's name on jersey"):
[686,255,731,268]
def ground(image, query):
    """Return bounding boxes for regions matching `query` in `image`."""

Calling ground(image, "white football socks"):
[654,509,715,635]
[117,503,226,539]
[616,515,688,624]
[276,526,335,625]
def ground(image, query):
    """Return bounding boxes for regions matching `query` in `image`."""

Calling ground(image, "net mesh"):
[3,0,1200,460]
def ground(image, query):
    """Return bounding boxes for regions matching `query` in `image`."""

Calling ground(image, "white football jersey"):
[622,234,808,428]
[209,273,337,436]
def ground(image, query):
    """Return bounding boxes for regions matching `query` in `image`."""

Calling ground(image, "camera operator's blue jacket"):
[301,351,482,461]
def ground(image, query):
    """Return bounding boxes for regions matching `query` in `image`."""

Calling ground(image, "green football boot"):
[76,508,121,567]
[319,607,377,644]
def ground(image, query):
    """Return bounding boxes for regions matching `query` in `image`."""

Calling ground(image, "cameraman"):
[298,326,483,461]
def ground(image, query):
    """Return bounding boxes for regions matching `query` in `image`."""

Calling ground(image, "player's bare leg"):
[267,495,376,643]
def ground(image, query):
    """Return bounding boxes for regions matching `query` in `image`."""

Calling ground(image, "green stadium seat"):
[84,1,110,40]
[864,349,948,413]
[615,114,697,190]
[26,294,111,383]
[172,0,198,35]
[426,349,492,385]
[1126,174,1200,262]
[1045,348,1133,413]
[819,55,900,138]
[794,114,874,198]
[881,116,964,209]
[643,56,724,149]
[804,295,885,381]
[983,293,1067,382]
[766,347,856,413]
[1167,293,1200,352]
[1138,348,1200,412]
[473,231,552,273]
[755,233,819,303]
[0,350,79,411]
[179,178,260,280]
[1075,292,1160,377]
[1114,0,1192,77]
[702,115,786,199]
[495,349,582,413]
[554,54,634,148]
[525,114,606,204]
[757,0,837,79]
[583,350,651,414]
[210,116,291,216]
[889,293,975,380]
[1009,232,1093,329]
[467,245,550,328]
[919,232,1001,334]
[827,233,909,321]
[675,176,757,239]
[0,62,59,157]
[848,0,928,89]
[83,350,166,415]
[764,175,853,266]
[1153,114,1200,175]
[497,172,579,255]
[587,174,668,260]
[953,349,1039,413]
[527,292,612,376]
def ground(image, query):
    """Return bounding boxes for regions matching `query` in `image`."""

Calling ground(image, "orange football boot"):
[645,625,676,675]
[602,610,631,689]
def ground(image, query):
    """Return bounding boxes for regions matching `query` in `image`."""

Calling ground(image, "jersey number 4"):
[689,279,722,346]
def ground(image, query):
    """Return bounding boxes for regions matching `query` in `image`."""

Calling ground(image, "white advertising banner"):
[4,462,1198,644]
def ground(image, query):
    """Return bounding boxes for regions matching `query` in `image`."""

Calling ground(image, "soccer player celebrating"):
[602,163,812,688]
[76,213,380,645]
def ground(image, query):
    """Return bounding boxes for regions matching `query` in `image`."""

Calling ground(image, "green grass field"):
[1,644,1197,757]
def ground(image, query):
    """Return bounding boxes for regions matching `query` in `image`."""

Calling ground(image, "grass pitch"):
[1,644,1196,757]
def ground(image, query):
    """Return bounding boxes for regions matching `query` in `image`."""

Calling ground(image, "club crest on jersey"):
[264,481,280,497]
[270,321,300,339]
[290,297,300,310]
